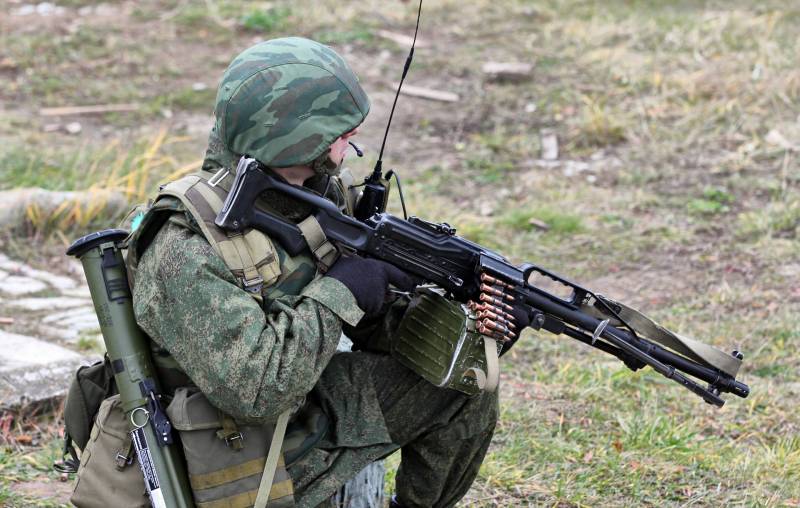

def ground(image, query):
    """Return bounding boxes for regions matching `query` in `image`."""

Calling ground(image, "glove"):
[500,304,533,356]
[326,255,415,315]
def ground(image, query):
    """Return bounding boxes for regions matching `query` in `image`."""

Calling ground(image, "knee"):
[442,388,499,441]
[473,387,500,431]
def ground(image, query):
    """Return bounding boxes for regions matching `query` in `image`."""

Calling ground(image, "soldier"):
[126,37,501,508]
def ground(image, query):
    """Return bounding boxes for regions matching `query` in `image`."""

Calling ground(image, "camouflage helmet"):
[212,37,370,169]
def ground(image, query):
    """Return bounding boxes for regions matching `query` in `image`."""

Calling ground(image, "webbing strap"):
[465,338,499,392]
[296,215,339,272]
[254,409,291,508]
[113,432,134,470]
[162,175,201,197]
[466,367,487,391]
[196,479,294,508]
[584,296,741,377]
[193,180,225,211]
[176,176,268,298]
[215,413,244,451]
[190,457,265,490]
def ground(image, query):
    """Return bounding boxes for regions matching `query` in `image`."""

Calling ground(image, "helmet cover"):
[214,37,370,168]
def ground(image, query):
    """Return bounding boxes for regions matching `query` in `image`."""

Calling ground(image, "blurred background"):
[0,0,798,506]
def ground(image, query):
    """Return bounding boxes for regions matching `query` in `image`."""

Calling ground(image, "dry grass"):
[0,0,798,506]
[2,128,201,238]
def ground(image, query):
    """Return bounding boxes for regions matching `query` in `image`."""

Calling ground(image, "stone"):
[482,61,534,82]
[0,254,78,290]
[0,331,81,370]
[42,307,99,333]
[9,297,91,311]
[765,129,797,151]
[38,306,101,343]
[0,331,90,406]
[65,122,82,134]
[0,275,48,295]
[540,129,558,160]
[0,253,20,270]
[62,287,92,299]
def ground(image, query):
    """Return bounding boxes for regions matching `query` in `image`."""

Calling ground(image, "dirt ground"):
[1,0,798,506]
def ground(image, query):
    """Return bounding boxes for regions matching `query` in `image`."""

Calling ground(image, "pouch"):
[70,395,149,508]
[63,355,117,452]
[166,387,295,508]
[392,288,499,395]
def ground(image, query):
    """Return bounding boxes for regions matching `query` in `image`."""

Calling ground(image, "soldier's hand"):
[500,304,533,356]
[326,255,415,315]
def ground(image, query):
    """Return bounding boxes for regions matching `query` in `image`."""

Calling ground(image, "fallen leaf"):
[528,217,550,231]
[0,57,17,69]
[15,434,33,445]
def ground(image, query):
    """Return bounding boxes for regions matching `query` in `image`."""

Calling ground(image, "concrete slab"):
[37,308,99,342]
[0,330,91,406]
[0,330,82,369]
[9,297,92,311]
[0,275,48,295]
[42,307,98,327]
[62,286,92,299]
[0,253,78,290]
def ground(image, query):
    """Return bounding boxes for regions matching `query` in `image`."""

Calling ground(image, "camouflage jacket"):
[131,199,364,422]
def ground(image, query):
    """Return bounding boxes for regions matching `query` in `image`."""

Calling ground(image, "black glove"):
[326,255,415,315]
[500,304,533,356]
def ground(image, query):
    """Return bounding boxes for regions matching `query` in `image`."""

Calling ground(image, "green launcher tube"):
[67,229,194,508]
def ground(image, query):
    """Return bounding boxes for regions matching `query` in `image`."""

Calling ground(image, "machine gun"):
[215,156,750,407]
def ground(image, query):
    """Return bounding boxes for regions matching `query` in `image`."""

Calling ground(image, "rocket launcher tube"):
[67,229,193,508]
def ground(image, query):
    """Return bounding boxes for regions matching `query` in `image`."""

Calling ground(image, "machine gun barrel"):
[214,158,750,407]
[517,287,746,405]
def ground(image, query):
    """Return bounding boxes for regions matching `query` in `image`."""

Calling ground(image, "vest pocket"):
[166,387,295,507]
[70,395,150,508]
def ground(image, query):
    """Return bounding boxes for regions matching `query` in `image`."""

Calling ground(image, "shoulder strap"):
[465,337,500,393]
[159,175,281,301]
[203,167,342,274]
[582,296,742,377]
[254,409,292,508]
[296,215,339,272]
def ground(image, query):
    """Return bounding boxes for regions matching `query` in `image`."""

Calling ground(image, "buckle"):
[208,168,230,187]
[241,275,264,294]
[114,451,133,470]
[224,432,244,448]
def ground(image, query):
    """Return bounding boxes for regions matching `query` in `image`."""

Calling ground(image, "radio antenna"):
[373,0,422,178]
[353,0,422,222]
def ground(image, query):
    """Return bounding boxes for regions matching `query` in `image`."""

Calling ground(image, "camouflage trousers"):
[288,351,499,508]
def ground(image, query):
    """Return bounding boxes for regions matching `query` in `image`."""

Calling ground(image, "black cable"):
[386,170,408,219]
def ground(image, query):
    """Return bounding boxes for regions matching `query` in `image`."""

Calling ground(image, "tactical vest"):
[123,168,348,508]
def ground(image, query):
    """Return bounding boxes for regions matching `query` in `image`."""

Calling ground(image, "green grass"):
[240,6,292,33]
[3,0,800,505]
[687,187,736,216]
[149,86,217,113]
[501,207,584,235]
[0,434,68,507]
